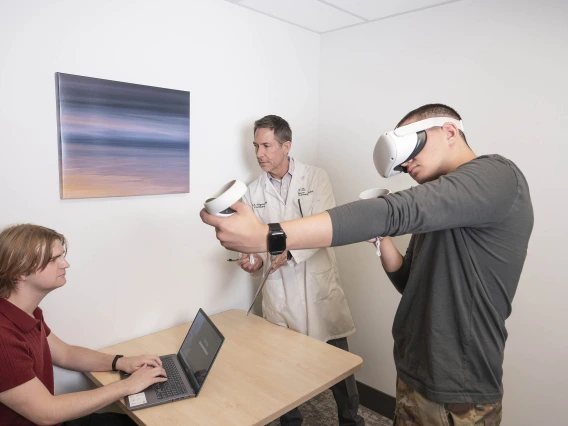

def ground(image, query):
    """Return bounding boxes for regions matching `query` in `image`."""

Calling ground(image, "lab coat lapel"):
[260,171,284,205]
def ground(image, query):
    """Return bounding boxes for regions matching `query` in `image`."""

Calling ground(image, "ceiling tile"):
[239,0,364,33]
[321,0,456,21]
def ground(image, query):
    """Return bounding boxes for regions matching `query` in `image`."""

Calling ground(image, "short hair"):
[397,103,467,144]
[254,115,292,145]
[0,224,67,299]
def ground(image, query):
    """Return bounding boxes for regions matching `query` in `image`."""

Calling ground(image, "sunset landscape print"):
[56,73,190,199]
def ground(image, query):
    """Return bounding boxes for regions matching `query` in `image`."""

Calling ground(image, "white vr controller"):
[204,180,247,217]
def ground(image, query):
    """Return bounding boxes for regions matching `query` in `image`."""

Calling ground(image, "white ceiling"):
[224,0,465,34]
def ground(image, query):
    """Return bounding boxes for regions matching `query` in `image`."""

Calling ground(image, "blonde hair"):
[0,224,67,298]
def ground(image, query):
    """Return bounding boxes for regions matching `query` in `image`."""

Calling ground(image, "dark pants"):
[63,412,137,426]
[280,337,365,426]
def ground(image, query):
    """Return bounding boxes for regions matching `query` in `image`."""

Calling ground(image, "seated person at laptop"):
[0,224,168,426]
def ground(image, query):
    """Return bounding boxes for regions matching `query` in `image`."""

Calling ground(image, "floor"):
[266,389,393,426]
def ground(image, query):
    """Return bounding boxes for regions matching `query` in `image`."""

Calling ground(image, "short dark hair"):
[397,103,467,144]
[254,115,292,145]
[0,224,67,299]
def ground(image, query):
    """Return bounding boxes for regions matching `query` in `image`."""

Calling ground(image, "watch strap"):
[112,354,124,372]
[268,223,283,232]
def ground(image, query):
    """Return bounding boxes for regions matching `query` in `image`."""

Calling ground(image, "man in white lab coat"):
[237,115,364,426]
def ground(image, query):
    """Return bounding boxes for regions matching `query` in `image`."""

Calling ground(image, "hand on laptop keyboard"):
[124,363,168,395]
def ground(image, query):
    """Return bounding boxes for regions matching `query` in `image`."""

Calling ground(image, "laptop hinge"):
[177,352,198,394]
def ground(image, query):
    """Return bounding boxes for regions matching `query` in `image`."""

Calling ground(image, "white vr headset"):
[373,117,465,178]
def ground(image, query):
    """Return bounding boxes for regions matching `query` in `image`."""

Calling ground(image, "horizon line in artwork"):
[56,72,190,199]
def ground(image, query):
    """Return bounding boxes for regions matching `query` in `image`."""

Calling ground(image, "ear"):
[442,123,459,145]
[283,141,291,154]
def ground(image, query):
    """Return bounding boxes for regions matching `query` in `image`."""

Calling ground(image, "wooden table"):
[86,309,363,426]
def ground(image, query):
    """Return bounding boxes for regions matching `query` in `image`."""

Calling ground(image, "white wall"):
[0,0,320,394]
[319,0,568,424]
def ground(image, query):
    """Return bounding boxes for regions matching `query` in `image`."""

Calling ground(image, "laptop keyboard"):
[153,356,188,400]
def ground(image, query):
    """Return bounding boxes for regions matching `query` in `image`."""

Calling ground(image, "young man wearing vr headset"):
[201,104,533,426]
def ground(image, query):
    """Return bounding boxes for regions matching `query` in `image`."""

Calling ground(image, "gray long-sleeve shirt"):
[328,155,533,403]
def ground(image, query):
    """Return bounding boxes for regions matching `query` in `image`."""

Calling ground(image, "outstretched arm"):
[202,157,519,253]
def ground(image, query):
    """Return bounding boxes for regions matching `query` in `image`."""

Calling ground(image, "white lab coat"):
[242,158,355,342]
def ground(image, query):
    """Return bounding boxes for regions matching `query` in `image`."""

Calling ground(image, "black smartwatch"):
[267,223,287,255]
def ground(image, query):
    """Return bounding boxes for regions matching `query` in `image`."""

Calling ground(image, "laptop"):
[121,308,225,410]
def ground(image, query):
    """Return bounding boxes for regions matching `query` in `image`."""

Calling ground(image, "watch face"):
[269,232,286,254]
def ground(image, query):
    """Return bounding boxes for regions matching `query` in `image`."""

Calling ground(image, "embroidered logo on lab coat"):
[252,202,267,209]
[298,188,313,197]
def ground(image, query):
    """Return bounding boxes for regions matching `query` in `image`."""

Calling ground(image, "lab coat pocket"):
[308,266,339,303]
[296,195,313,217]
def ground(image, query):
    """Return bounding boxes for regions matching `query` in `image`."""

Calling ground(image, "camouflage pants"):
[393,378,502,426]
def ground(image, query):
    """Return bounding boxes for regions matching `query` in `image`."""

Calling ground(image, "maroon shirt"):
[0,298,59,426]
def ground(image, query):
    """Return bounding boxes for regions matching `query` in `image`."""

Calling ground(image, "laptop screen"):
[178,309,224,393]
